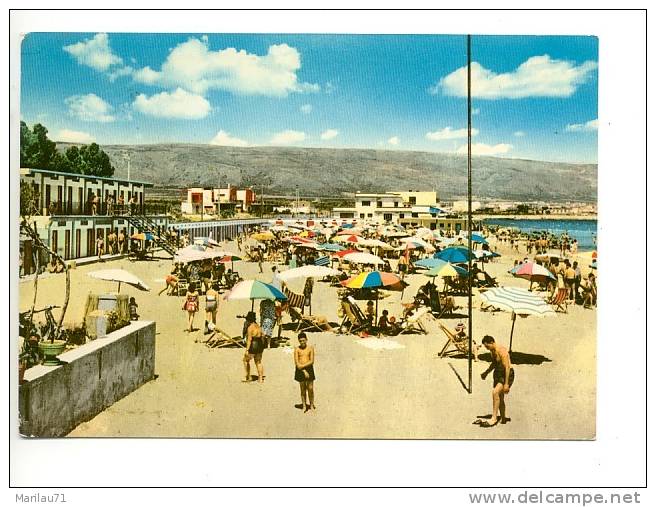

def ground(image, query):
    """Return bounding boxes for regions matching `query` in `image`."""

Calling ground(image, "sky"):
[20,33,598,163]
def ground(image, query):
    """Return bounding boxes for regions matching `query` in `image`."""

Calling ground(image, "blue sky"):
[20,33,598,163]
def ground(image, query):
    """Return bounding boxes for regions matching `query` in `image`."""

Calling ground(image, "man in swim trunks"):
[480,335,514,427]
[294,332,315,412]
[243,311,265,383]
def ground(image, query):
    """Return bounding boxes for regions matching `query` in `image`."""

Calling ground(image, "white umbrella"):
[277,265,340,282]
[343,252,385,265]
[359,238,394,250]
[400,236,436,253]
[174,245,224,263]
[479,286,556,352]
[88,269,150,292]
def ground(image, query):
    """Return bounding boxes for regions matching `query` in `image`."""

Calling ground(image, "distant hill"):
[56,143,597,202]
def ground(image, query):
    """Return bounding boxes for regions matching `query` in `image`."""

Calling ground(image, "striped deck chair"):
[549,287,569,313]
[282,286,305,310]
[314,255,330,266]
[339,299,368,335]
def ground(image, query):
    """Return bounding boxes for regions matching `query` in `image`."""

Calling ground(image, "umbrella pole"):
[251,300,255,311]
[375,288,379,337]
[509,312,517,353]
[118,281,121,293]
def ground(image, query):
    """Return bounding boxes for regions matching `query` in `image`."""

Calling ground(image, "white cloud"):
[514,131,526,137]
[63,33,123,72]
[133,88,211,119]
[209,130,249,147]
[387,136,400,146]
[54,129,95,143]
[270,130,306,145]
[456,143,512,156]
[565,119,598,132]
[325,81,336,94]
[65,94,115,123]
[300,104,313,114]
[426,127,478,141]
[132,38,319,97]
[320,129,339,140]
[435,55,597,99]
[107,65,133,82]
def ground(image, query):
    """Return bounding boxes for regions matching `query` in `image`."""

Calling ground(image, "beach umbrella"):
[88,268,150,293]
[174,245,224,263]
[332,248,360,258]
[359,238,394,250]
[250,231,275,241]
[478,286,556,352]
[473,249,499,259]
[436,246,475,263]
[510,262,556,288]
[277,265,340,282]
[225,280,287,310]
[415,257,450,270]
[298,230,315,238]
[194,236,221,247]
[343,252,385,266]
[423,263,469,278]
[401,237,435,251]
[341,271,403,327]
[131,232,156,241]
[467,233,488,244]
[334,234,363,244]
[218,254,242,271]
[316,243,343,252]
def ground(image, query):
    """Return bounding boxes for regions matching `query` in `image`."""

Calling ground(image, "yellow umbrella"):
[250,231,275,241]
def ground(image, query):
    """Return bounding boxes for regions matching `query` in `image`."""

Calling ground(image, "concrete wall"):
[19,321,156,437]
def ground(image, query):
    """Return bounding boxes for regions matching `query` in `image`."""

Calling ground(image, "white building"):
[181,185,256,215]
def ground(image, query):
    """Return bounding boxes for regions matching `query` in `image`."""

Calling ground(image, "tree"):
[20,121,58,169]
[78,143,114,177]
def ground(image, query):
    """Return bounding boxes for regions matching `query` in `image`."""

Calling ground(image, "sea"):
[483,218,598,251]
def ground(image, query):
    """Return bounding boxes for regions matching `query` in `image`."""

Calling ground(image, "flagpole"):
[467,34,473,394]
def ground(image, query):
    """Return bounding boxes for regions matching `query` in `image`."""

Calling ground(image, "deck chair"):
[176,278,189,296]
[288,306,325,333]
[549,287,569,313]
[398,306,430,334]
[424,315,480,360]
[282,286,306,311]
[339,299,368,334]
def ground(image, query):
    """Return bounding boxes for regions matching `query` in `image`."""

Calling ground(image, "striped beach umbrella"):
[510,261,555,288]
[479,286,556,352]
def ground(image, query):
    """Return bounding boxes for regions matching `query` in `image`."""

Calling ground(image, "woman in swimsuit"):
[159,262,180,296]
[183,282,199,333]
[243,311,265,383]
[204,282,220,334]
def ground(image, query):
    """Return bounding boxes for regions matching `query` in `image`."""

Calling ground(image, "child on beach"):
[183,282,199,333]
[128,297,139,321]
[294,332,316,412]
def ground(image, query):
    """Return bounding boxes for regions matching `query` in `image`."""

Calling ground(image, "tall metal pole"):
[467,34,473,394]
[126,152,131,181]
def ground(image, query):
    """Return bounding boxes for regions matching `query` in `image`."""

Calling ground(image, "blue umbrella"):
[436,246,475,263]
[318,243,344,252]
[469,233,488,244]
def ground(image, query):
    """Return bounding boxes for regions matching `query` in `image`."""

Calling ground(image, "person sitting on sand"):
[478,335,514,427]
[243,311,265,383]
[294,332,316,412]
[378,309,399,336]
[582,273,597,309]
[438,321,480,360]
[364,300,375,325]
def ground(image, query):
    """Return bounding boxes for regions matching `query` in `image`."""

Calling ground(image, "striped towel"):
[283,286,305,309]
[314,255,330,266]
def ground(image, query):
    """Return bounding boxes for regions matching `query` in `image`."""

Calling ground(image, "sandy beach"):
[19,237,596,439]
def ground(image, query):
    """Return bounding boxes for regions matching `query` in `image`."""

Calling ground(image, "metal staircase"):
[124,214,177,257]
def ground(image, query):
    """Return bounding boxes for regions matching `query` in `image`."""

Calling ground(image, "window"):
[399,213,405,218]
[360,200,371,207]
[360,213,365,219]
[367,213,373,218]
[376,201,382,208]
[383,213,392,222]
[394,202,398,207]
[409,196,417,205]
[411,212,419,218]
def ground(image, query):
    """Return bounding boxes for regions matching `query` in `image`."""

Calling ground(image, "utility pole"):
[295,185,299,218]
[123,151,131,181]
[466,34,474,395]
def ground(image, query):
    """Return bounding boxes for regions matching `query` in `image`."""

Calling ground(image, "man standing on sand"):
[478,335,514,427]
[294,332,316,412]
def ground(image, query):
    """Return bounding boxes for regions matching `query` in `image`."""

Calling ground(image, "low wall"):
[19,320,156,437]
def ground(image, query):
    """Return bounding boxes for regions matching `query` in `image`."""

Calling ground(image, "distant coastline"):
[477,214,597,221]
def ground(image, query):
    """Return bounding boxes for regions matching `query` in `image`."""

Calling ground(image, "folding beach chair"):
[176,278,189,296]
[282,286,306,311]
[425,316,480,360]
[398,306,429,335]
[549,287,569,313]
[288,306,326,333]
[339,300,368,335]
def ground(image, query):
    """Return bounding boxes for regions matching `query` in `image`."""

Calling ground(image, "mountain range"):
[57,143,597,202]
